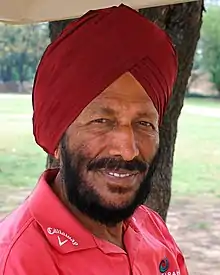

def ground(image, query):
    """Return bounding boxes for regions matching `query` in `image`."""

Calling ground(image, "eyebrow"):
[99,107,116,115]
[89,105,116,116]
[136,110,159,119]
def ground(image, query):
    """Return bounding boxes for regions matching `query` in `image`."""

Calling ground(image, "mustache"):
[87,157,148,173]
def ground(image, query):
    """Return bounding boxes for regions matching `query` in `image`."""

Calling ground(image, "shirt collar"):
[29,169,97,254]
[29,169,141,255]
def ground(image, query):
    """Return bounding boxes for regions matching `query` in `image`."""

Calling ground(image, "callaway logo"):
[159,258,169,273]
[161,272,180,275]
[47,227,78,246]
[159,258,180,275]
[57,236,68,246]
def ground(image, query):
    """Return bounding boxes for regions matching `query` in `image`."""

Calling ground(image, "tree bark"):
[47,2,203,221]
[140,2,204,220]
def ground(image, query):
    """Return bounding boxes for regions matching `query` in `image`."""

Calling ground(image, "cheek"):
[136,133,159,160]
[72,130,109,158]
[67,124,159,161]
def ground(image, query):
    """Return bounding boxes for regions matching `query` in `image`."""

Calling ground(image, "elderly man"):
[0,4,188,275]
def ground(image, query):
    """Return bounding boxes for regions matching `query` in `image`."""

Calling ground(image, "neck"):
[52,173,125,249]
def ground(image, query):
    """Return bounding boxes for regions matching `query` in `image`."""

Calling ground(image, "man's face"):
[58,72,159,226]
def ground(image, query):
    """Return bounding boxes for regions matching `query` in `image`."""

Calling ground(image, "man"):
[0,4,188,275]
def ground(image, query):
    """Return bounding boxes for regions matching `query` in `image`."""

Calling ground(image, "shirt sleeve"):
[176,248,189,275]
[142,206,189,275]
[2,243,59,275]
[159,222,189,275]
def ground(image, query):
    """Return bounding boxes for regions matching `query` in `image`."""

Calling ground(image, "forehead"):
[85,72,158,116]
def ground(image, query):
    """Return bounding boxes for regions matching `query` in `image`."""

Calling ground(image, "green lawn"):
[0,94,220,197]
[184,97,220,108]
[172,111,220,196]
[0,94,32,114]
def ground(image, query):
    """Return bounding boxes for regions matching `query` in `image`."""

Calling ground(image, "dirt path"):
[167,196,220,275]
[0,187,219,275]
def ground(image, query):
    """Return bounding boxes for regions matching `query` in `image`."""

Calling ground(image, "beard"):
[60,137,159,227]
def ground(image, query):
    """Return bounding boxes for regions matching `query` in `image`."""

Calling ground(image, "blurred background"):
[0,1,219,274]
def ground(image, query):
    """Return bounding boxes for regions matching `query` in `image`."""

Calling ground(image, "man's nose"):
[108,125,139,161]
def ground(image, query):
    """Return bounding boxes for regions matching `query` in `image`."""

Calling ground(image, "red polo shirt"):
[0,169,188,275]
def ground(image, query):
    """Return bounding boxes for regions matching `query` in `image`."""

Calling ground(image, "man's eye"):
[138,121,154,129]
[92,118,109,124]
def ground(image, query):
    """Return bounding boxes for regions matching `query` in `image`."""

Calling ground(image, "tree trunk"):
[140,2,204,220]
[47,2,203,221]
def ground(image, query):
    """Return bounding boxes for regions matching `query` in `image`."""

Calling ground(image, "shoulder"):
[133,204,168,229]
[132,206,189,275]
[133,205,178,253]
[0,203,55,275]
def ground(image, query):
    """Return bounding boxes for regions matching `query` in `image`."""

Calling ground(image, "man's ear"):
[54,147,61,160]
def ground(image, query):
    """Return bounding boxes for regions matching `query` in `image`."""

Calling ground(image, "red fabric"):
[0,170,188,275]
[32,4,178,155]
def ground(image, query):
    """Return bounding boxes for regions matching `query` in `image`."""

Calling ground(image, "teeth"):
[108,172,131,178]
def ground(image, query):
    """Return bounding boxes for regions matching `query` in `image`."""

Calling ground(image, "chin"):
[99,192,136,209]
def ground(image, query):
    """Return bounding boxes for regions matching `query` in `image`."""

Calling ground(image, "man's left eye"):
[138,121,154,129]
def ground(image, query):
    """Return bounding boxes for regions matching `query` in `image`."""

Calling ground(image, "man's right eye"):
[91,118,109,124]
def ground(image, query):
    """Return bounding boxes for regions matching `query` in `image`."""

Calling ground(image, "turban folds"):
[33,4,178,155]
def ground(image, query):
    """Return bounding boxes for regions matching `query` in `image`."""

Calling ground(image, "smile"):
[93,169,144,192]
[107,172,134,178]
[98,169,140,183]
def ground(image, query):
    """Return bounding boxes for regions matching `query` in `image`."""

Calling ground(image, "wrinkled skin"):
[53,72,159,246]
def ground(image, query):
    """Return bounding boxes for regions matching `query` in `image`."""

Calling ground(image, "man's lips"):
[106,171,135,178]
[103,169,138,178]
[95,169,143,183]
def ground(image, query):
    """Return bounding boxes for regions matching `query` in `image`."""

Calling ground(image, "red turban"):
[33,4,178,155]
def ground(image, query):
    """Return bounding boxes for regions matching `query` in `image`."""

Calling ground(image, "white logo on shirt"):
[162,272,181,275]
[58,236,68,246]
[47,227,78,246]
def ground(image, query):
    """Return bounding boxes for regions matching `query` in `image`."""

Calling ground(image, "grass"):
[0,94,32,114]
[0,94,220,198]
[184,97,220,108]
[0,94,46,186]
[172,111,220,196]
